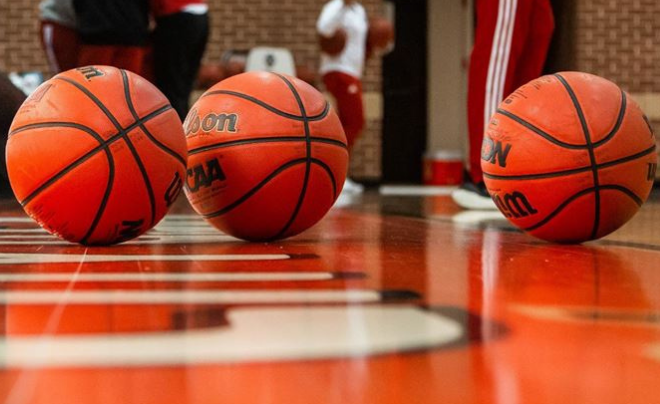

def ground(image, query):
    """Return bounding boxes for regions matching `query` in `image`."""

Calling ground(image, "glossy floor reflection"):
[0,188,659,404]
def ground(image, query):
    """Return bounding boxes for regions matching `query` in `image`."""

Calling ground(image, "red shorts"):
[77,45,147,76]
[40,21,80,73]
[323,71,365,149]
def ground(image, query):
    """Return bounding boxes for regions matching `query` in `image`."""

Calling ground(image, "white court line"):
[0,218,34,223]
[379,185,457,196]
[0,229,47,234]
[0,290,380,305]
[0,272,332,282]
[0,306,463,367]
[0,254,290,264]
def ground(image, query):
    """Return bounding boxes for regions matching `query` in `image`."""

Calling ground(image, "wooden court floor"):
[0,188,659,404]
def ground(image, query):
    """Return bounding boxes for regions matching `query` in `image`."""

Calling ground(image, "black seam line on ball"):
[17,123,112,207]
[188,136,348,155]
[120,70,187,168]
[592,89,627,148]
[203,158,307,219]
[56,77,124,129]
[120,71,156,219]
[201,89,330,121]
[56,75,122,244]
[120,70,157,227]
[524,185,643,233]
[200,158,335,219]
[483,145,657,181]
[16,108,173,207]
[51,76,172,242]
[555,73,601,240]
[495,109,587,149]
[272,73,312,240]
[496,89,624,150]
[310,158,338,200]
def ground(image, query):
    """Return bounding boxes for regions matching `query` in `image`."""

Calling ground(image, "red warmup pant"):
[77,45,147,76]
[40,21,80,74]
[323,71,365,149]
[467,0,554,183]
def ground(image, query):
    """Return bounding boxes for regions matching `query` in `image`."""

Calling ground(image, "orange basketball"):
[319,29,347,56]
[482,72,657,243]
[183,71,348,241]
[7,66,187,245]
[367,17,394,50]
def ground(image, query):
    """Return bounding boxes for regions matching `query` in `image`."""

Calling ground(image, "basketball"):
[319,29,347,56]
[7,66,187,245]
[482,72,657,243]
[367,17,394,51]
[183,71,349,241]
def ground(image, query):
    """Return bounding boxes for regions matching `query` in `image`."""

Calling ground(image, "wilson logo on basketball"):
[185,112,239,136]
[77,66,105,80]
[186,158,226,193]
[481,137,512,168]
[493,192,538,218]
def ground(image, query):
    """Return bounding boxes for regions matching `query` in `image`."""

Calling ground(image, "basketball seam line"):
[202,158,307,218]
[120,69,158,228]
[188,136,348,155]
[495,109,584,149]
[555,73,601,240]
[119,71,187,168]
[56,77,124,129]
[310,158,338,200]
[201,89,331,122]
[17,122,112,207]
[56,75,123,243]
[596,89,627,147]
[483,144,657,181]
[16,107,170,207]
[201,158,334,219]
[271,73,313,240]
[37,75,173,243]
[496,89,626,151]
[524,185,643,232]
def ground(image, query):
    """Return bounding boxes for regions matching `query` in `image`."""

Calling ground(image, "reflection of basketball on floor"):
[184,71,348,242]
[7,66,187,245]
[482,72,657,243]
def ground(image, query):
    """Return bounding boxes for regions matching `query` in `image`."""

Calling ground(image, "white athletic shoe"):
[342,178,364,194]
[451,181,498,210]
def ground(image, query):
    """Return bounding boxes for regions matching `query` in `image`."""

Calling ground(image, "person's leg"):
[323,71,365,193]
[322,71,365,149]
[77,45,115,68]
[457,0,541,209]
[513,0,554,88]
[112,46,147,75]
[153,12,209,120]
[40,21,80,73]
[77,45,145,74]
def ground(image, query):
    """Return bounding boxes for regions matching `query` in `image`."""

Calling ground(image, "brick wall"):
[574,0,660,92]
[2,0,659,181]
[0,0,46,72]
[203,0,386,181]
[573,0,660,136]
[0,0,385,181]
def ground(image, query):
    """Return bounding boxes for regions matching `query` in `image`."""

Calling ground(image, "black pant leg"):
[153,12,209,120]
